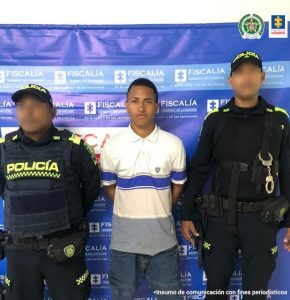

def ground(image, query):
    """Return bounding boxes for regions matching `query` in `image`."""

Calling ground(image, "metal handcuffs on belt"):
[258,152,275,194]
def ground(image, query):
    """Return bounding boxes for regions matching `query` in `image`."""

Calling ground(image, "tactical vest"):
[0,130,84,238]
[209,104,287,233]
[212,105,284,199]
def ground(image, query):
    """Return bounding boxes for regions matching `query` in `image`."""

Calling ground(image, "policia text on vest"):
[181,51,290,300]
[0,84,101,300]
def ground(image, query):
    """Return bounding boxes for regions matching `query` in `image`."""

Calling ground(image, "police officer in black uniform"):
[0,84,101,300]
[181,51,290,299]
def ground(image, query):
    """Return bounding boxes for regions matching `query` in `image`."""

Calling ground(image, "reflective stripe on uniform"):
[76,270,89,286]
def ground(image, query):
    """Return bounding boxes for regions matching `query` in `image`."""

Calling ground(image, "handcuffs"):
[258,152,275,194]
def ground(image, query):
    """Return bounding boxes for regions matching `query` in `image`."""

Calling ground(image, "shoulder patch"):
[3,131,19,143]
[0,137,5,144]
[204,107,230,120]
[83,142,97,165]
[204,108,219,120]
[274,106,289,118]
[68,134,81,145]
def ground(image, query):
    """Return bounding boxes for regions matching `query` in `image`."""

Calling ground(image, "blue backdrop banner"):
[0,23,290,300]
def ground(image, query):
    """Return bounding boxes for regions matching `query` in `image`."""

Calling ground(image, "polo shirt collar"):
[127,124,159,143]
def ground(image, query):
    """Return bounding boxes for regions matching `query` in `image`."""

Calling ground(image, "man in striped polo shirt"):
[100,78,187,300]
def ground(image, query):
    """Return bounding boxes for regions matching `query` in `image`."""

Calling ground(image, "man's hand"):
[181,221,200,247]
[283,228,290,251]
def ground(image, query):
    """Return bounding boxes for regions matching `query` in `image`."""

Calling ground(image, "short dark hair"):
[127,78,158,102]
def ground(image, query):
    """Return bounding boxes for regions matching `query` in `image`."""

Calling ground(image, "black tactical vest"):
[0,130,84,238]
[212,105,283,200]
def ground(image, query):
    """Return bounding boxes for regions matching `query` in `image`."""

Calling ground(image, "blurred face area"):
[228,62,265,101]
[126,85,159,129]
[16,94,56,134]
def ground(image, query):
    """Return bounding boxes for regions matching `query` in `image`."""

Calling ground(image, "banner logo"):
[84,102,97,114]
[269,15,288,38]
[239,14,264,39]
[0,71,5,84]
[175,69,187,83]
[114,70,127,84]
[54,71,67,84]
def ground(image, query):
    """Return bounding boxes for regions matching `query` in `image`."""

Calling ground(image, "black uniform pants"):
[203,211,278,300]
[4,243,91,300]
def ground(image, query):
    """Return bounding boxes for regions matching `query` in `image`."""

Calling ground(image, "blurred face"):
[16,94,56,134]
[228,62,265,100]
[126,85,159,129]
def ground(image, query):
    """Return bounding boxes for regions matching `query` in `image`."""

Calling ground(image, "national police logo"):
[279,207,286,218]
[64,245,75,258]
[239,14,265,39]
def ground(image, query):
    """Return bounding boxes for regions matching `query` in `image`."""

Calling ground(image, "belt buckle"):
[239,201,248,213]
[237,201,243,212]
[244,201,255,213]
[239,162,248,172]
[38,238,49,250]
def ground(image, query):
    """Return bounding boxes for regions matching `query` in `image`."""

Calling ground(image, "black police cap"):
[230,51,263,75]
[11,84,53,106]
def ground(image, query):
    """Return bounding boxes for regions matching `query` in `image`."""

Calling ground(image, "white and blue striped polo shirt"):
[100,125,187,255]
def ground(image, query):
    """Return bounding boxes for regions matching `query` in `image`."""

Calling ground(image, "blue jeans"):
[109,245,183,300]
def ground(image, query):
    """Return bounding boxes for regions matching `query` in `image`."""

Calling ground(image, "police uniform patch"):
[5,159,62,180]
[64,245,75,258]
[84,142,97,165]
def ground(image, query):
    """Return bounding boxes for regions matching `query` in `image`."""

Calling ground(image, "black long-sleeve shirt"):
[0,125,101,216]
[181,97,290,227]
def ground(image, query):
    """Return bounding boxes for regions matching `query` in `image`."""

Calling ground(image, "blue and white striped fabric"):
[100,125,187,255]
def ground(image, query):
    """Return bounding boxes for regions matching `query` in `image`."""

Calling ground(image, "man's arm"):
[72,140,101,215]
[277,116,290,251]
[181,114,216,221]
[0,173,5,200]
[100,142,117,203]
[181,113,216,245]
[103,184,116,202]
[0,143,5,199]
[170,138,187,208]
[171,183,184,207]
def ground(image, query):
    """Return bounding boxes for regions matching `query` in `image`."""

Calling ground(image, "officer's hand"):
[181,221,199,247]
[283,228,290,252]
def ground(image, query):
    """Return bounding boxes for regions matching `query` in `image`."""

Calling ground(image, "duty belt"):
[8,222,86,251]
[219,161,251,172]
[216,112,275,234]
[201,196,263,213]
[9,236,55,250]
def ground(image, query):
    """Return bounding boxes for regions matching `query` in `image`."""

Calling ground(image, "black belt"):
[219,161,251,172]
[221,198,263,213]
[8,223,85,251]
[201,196,263,213]
[9,236,53,250]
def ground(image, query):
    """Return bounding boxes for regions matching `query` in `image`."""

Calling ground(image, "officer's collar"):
[127,124,159,143]
[225,96,268,115]
[17,125,58,144]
